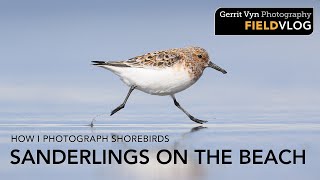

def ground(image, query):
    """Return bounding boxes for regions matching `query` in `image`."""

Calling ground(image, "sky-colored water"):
[1,123,319,180]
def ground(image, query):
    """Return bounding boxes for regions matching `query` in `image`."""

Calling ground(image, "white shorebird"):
[92,46,227,124]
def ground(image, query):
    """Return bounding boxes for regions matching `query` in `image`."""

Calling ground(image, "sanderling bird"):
[92,46,227,124]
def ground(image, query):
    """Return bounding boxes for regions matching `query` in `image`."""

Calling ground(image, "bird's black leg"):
[171,95,208,124]
[110,86,136,116]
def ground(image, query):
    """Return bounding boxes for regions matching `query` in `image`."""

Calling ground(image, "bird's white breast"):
[103,65,195,95]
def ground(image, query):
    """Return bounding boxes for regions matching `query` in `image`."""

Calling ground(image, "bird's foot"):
[89,117,96,127]
[90,121,94,127]
[190,116,208,124]
[110,104,125,116]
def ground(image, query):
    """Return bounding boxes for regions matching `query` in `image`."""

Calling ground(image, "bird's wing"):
[92,50,182,69]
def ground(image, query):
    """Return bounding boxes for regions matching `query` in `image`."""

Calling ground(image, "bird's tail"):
[92,61,130,67]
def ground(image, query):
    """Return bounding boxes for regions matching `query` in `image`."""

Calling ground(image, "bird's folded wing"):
[93,50,182,69]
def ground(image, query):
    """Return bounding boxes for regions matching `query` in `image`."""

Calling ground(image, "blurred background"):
[0,0,319,123]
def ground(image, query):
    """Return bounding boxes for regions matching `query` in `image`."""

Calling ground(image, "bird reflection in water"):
[95,126,208,180]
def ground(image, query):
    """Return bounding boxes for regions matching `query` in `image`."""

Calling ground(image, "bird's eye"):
[197,54,203,58]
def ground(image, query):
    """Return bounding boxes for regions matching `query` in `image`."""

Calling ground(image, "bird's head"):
[190,46,227,74]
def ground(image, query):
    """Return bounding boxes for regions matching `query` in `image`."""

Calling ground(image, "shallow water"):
[0,113,319,180]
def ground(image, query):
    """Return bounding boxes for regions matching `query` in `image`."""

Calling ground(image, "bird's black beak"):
[208,61,227,74]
